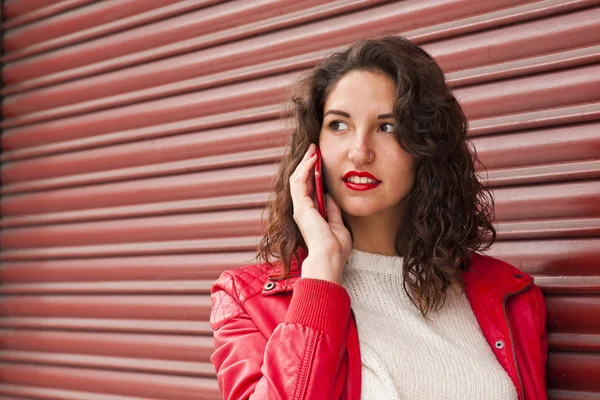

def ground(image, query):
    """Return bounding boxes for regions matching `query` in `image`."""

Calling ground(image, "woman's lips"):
[343,180,381,191]
[342,171,380,181]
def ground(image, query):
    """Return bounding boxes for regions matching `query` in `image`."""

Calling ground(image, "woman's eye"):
[328,120,349,131]
[327,120,393,132]
[380,123,395,133]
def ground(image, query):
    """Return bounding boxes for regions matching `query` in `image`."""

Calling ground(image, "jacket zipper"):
[502,281,533,400]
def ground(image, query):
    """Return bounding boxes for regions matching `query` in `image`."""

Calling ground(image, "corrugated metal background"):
[0,0,598,398]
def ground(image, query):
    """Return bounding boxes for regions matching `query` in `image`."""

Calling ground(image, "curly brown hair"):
[256,35,496,316]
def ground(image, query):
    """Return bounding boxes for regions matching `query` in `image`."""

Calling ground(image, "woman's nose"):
[348,147,374,165]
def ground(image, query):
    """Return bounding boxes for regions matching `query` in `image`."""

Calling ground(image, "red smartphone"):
[314,146,327,220]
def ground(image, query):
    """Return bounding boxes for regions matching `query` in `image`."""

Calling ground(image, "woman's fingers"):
[288,144,350,274]
[325,193,342,224]
[290,144,318,216]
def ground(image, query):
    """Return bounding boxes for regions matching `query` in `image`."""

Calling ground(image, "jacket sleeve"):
[210,272,351,400]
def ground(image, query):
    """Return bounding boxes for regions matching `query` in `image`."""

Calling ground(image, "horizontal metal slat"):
[4,1,594,133]
[1,119,288,184]
[2,182,598,248]
[447,44,600,89]
[0,148,281,194]
[0,350,215,377]
[0,192,271,228]
[0,330,213,361]
[2,2,98,32]
[2,0,564,117]
[17,33,594,135]
[0,208,263,249]
[454,63,600,120]
[0,236,260,261]
[535,276,600,294]
[548,352,600,392]
[0,395,32,400]
[496,216,600,240]
[9,120,598,191]
[1,71,296,148]
[2,0,224,61]
[493,180,600,221]
[474,120,600,186]
[0,363,221,400]
[546,295,600,332]
[1,0,187,55]
[548,389,600,400]
[5,273,600,295]
[2,145,598,197]
[2,117,596,188]
[469,101,600,137]
[2,0,378,70]
[1,147,280,194]
[0,295,211,320]
[549,332,600,352]
[486,160,600,187]
[427,6,600,74]
[0,3,351,106]
[3,98,598,165]
[0,280,215,295]
[0,252,255,283]
[0,104,280,162]
[485,238,600,275]
[3,167,597,223]
[546,311,600,392]
[1,43,324,131]
[5,40,600,131]
[0,382,149,400]
[473,122,600,169]
[2,209,599,250]
[0,317,212,335]
[4,61,600,152]
[2,0,64,21]
[1,163,275,215]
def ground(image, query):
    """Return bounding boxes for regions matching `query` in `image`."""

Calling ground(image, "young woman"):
[210,36,548,399]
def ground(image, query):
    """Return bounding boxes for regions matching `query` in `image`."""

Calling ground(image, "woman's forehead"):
[324,70,397,113]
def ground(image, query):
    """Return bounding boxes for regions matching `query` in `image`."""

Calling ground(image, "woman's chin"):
[341,202,386,218]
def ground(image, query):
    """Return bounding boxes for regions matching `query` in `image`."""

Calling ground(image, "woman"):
[210,36,548,399]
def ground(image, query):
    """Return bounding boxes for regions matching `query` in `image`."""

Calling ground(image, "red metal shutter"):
[0,1,598,398]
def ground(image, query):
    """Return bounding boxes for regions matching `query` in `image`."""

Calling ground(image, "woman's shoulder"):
[467,251,545,308]
[212,251,303,296]
[466,252,547,327]
[210,260,275,330]
[212,260,274,298]
[465,251,544,300]
[468,251,531,280]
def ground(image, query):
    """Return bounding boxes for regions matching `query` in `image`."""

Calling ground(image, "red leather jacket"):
[210,249,548,399]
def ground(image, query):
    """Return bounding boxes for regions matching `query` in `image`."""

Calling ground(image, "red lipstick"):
[343,171,380,181]
[342,170,381,191]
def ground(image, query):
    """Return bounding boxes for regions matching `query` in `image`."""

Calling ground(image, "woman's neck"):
[343,202,406,256]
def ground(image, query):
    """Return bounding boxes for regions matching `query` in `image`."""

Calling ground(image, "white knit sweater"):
[341,249,518,400]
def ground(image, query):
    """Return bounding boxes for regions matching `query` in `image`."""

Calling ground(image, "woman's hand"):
[289,143,352,284]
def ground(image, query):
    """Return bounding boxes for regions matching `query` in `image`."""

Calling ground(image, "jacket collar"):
[463,252,533,301]
[262,248,532,299]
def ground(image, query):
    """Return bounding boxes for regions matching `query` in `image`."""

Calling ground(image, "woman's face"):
[319,69,415,220]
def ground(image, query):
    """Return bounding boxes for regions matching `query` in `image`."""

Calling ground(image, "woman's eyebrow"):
[323,110,394,119]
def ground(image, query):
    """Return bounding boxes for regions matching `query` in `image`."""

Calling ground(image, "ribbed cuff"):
[285,278,351,334]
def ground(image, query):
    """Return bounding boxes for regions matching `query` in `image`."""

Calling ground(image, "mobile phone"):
[314,146,327,220]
